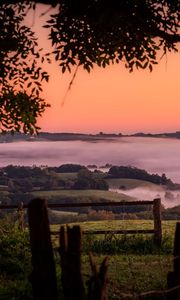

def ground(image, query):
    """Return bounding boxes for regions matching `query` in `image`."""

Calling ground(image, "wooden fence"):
[0,198,162,246]
[28,198,108,300]
[27,198,180,300]
[50,198,162,246]
[1,197,180,299]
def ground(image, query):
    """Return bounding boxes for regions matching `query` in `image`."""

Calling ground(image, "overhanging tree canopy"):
[0,0,180,133]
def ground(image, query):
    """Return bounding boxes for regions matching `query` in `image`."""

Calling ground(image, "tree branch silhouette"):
[0,0,179,132]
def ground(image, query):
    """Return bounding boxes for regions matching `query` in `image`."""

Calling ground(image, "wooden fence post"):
[153,198,162,246]
[59,225,85,300]
[59,226,108,300]
[167,222,180,300]
[28,198,58,300]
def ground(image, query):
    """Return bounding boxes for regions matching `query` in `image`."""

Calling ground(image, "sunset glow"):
[30,6,180,134]
[38,52,180,134]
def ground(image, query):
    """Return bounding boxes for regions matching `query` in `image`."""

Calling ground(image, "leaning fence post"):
[28,198,58,300]
[153,198,162,246]
[167,222,180,300]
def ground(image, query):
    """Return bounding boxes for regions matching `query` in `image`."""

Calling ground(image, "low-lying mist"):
[111,187,180,208]
[0,136,180,183]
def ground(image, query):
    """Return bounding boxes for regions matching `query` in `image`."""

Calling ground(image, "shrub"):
[0,214,32,299]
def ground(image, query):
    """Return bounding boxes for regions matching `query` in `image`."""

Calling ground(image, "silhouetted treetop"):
[0,2,49,133]
[108,165,173,185]
[45,0,180,72]
[0,0,179,132]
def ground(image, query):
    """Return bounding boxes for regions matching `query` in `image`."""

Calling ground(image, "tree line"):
[108,166,173,185]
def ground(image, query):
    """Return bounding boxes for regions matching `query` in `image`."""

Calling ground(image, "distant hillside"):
[1,130,180,143]
[0,132,119,142]
[106,178,165,191]
[163,205,180,220]
[32,189,135,203]
[131,131,180,139]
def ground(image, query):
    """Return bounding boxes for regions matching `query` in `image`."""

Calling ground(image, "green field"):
[106,178,165,190]
[0,214,178,299]
[32,189,135,202]
[53,220,177,299]
[52,219,176,236]
[80,254,173,299]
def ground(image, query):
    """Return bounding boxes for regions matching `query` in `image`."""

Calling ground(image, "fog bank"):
[0,137,180,183]
[111,187,180,208]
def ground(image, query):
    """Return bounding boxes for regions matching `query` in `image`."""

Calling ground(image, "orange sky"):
[29,5,180,134]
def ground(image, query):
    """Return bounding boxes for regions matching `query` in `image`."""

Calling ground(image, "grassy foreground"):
[0,216,177,300]
[80,254,172,299]
[54,220,176,299]
[52,219,176,234]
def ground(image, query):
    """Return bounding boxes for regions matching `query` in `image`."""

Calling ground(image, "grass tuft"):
[83,233,173,255]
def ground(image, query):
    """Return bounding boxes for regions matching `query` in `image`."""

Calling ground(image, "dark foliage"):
[51,164,87,173]
[74,178,109,190]
[108,165,172,185]
[73,168,109,190]
[3,165,45,178]
[46,0,180,73]
[0,3,49,133]
[0,214,32,299]
[0,1,179,132]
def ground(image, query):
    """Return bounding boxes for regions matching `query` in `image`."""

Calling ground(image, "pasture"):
[0,211,178,299]
[32,189,135,202]
[106,178,165,190]
[54,220,177,299]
